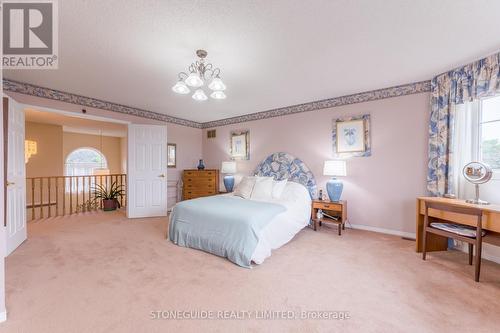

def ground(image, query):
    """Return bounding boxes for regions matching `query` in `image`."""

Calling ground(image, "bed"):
[168,152,317,268]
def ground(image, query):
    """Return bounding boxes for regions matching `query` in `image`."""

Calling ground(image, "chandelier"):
[172,49,226,101]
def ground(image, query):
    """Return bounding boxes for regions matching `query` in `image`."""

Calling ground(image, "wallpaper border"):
[2,79,202,128]
[202,80,431,128]
[3,78,430,129]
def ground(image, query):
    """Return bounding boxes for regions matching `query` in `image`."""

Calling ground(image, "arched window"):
[65,148,108,176]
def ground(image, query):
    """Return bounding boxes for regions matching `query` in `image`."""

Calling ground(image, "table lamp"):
[323,160,347,202]
[221,161,237,192]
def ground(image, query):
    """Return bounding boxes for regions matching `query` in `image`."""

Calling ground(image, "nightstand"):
[311,200,347,235]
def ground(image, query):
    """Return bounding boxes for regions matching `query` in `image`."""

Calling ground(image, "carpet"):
[1,211,499,332]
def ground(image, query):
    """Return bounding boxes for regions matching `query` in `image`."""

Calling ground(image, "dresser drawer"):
[183,189,216,199]
[183,181,215,189]
[183,176,216,183]
[184,170,217,177]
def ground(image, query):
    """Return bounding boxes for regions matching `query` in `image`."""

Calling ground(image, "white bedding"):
[225,181,312,265]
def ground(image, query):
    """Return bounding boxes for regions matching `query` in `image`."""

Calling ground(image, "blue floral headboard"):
[254,152,318,199]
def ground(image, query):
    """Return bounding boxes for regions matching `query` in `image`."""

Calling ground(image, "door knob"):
[6,181,15,186]
[158,174,165,178]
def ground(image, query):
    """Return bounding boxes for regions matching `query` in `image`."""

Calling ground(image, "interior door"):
[4,96,26,256]
[127,124,168,218]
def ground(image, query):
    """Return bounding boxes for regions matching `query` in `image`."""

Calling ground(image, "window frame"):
[64,148,109,193]
[64,147,108,176]
[478,95,500,178]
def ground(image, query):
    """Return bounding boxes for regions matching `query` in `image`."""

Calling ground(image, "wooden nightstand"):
[311,200,347,235]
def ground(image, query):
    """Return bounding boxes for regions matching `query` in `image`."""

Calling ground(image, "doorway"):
[4,95,169,256]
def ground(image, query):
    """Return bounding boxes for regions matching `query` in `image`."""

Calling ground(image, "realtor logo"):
[2,0,58,69]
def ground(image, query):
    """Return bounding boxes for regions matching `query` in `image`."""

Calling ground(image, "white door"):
[5,97,26,255]
[127,124,168,218]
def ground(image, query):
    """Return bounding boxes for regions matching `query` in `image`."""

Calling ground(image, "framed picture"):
[332,114,371,157]
[230,130,250,160]
[167,143,176,168]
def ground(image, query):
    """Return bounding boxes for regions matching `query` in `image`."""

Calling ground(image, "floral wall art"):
[332,114,371,157]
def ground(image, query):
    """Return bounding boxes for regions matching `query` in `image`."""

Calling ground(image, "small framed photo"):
[167,143,176,168]
[230,130,250,160]
[332,114,371,157]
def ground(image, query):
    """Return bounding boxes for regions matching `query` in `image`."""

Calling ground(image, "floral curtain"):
[428,52,500,196]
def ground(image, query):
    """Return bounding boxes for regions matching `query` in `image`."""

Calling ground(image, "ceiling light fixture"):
[172,49,226,101]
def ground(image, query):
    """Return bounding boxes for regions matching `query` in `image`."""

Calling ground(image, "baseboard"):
[0,311,6,322]
[346,223,500,264]
[451,241,500,264]
[348,223,416,239]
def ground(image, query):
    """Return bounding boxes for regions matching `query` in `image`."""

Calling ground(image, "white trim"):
[0,311,6,322]
[347,223,416,239]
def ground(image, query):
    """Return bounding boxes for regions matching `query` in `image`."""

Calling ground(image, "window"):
[65,148,108,176]
[479,96,500,170]
[65,148,108,193]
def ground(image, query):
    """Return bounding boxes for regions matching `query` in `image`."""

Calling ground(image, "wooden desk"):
[416,197,500,252]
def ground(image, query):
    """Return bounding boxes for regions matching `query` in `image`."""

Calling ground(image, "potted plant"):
[91,181,125,211]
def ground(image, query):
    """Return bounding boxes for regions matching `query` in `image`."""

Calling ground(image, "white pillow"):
[251,177,274,201]
[233,176,256,199]
[272,179,288,199]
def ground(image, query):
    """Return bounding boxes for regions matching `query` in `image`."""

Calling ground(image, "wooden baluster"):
[93,176,97,211]
[90,176,94,211]
[31,178,35,220]
[47,177,51,217]
[82,176,86,212]
[100,175,103,210]
[69,177,73,215]
[76,176,79,213]
[120,174,124,207]
[55,177,59,217]
[40,178,44,218]
[63,177,66,216]
[124,174,127,207]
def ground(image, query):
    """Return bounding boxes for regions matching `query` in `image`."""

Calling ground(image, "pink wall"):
[166,123,203,182]
[202,93,430,235]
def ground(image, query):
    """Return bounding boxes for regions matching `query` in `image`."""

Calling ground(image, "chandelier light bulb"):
[208,77,226,91]
[192,89,208,101]
[171,81,190,94]
[185,72,204,87]
[173,50,227,101]
[210,91,227,100]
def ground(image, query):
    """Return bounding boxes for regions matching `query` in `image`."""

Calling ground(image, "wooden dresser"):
[182,169,219,200]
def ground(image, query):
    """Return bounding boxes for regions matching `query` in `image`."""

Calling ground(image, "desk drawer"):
[313,202,342,211]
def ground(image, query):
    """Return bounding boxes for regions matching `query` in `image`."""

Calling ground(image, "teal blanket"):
[169,196,286,268]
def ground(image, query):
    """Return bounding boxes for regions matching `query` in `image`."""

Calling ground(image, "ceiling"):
[5,0,500,123]
[25,108,127,137]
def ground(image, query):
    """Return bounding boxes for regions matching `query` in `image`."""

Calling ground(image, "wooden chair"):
[422,201,484,282]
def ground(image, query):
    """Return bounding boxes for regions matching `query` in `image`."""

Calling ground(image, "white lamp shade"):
[185,72,204,87]
[192,89,208,101]
[208,77,226,91]
[323,160,346,176]
[210,90,226,100]
[171,81,190,94]
[221,161,237,174]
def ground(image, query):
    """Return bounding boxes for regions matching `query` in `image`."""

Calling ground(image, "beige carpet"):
[1,211,499,333]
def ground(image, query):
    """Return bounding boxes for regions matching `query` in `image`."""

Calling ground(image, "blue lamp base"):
[326,177,343,202]
[223,175,235,192]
